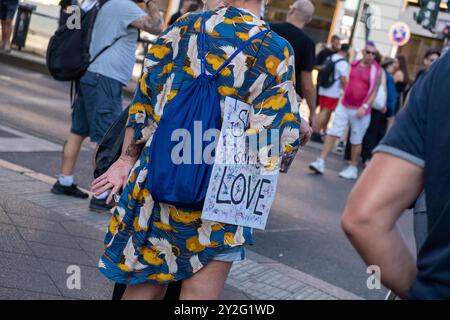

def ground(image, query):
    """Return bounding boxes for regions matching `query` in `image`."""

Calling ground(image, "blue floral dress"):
[98,6,302,285]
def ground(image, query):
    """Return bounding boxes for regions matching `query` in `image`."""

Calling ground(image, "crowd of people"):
[310,40,442,180]
[38,0,448,300]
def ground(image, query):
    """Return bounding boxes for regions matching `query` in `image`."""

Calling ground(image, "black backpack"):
[318,56,345,89]
[46,0,121,81]
[93,106,129,179]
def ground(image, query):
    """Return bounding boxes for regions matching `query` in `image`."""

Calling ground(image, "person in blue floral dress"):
[92,0,311,300]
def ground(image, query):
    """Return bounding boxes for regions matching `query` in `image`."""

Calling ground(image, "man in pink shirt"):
[310,42,381,179]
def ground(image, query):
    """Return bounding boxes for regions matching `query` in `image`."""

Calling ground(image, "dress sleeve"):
[251,43,302,157]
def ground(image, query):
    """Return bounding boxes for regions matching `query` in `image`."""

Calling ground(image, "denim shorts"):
[0,0,18,20]
[71,71,123,144]
[212,245,245,263]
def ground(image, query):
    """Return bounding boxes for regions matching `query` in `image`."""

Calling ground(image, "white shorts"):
[328,103,371,145]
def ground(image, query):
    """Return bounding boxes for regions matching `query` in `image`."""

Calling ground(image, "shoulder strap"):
[89,34,124,65]
[211,29,270,79]
[199,11,208,75]
[198,11,270,79]
[332,58,345,65]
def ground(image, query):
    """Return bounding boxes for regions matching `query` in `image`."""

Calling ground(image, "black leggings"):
[112,281,182,300]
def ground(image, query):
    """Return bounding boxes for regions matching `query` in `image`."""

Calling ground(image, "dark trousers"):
[112,281,182,300]
[361,109,387,163]
[344,110,387,163]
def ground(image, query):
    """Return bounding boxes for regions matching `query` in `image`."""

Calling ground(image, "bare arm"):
[91,126,145,203]
[341,153,424,298]
[339,75,347,90]
[300,71,317,126]
[131,0,163,34]
[121,127,145,163]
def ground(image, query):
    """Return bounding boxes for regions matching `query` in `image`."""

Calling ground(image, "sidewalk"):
[0,50,139,99]
[0,160,362,300]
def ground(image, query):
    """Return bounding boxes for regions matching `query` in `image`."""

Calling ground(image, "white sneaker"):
[339,165,358,180]
[309,158,325,174]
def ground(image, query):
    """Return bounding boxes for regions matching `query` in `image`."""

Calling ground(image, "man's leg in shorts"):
[315,96,338,135]
[320,103,349,161]
[349,113,371,167]
[316,107,333,134]
[0,1,18,50]
[60,77,95,176]
[91,74,123,144]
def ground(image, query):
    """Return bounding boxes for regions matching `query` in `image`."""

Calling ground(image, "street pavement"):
[0,57,417,300]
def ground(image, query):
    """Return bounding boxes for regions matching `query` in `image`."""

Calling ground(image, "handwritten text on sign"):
[202,97,279,230]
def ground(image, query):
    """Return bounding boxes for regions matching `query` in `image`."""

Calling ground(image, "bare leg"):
[315,108,332,134]
[180,260,233,300]
[320,135,338,160]
[122,283,168,300]
[350,144,362,167]
[60,133,86,176]
[1,20,13,49]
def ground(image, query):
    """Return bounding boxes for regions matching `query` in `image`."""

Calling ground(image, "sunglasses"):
[365,50,377,56]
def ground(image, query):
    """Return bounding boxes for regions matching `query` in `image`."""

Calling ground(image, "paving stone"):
[0,180,49,194]
[0,206,12,224]
[22,193,88,209]
[0,251,45,274]
[18,227,82,250]
[0,168,34,182]
[0,286,64,300]
[60,220,105,241]
[0,223,30,254]
[1,195,69,222]
[28,241,95,267]
[7,214,66,234]
[38,258,113,300]
[0,268,60,296]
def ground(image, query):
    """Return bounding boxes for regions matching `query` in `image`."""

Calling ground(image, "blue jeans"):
[71,71,123,144]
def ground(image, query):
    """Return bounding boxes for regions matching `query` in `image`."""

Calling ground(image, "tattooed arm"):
[120,127,145,164]
[131,0,163,34]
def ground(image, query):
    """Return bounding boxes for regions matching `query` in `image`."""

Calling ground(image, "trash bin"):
[11,3,37,50]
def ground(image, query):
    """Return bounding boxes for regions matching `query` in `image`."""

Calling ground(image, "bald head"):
[288,0,315,27]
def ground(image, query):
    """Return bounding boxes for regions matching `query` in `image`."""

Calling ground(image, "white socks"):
[58,175,74,187]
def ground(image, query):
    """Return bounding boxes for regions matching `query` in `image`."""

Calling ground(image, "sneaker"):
[310,132,324,144]
[51,180,89,199]
[309,158,325,174]
[89,197,114,213]
[336,141,345,153]
[338,166,358,180]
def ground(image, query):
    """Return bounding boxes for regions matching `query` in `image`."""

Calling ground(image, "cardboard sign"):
[201,97,279,230]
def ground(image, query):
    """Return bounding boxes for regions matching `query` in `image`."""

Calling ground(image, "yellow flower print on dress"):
[149,45,171,59]
[140,247,164,266]
[257,94,288,110]
[147,273,175,282]
[265,55,281,76]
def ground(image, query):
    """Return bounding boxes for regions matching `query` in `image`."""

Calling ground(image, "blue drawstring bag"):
[147,12,269,209]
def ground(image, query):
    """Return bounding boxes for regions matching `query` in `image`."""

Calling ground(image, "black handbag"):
[93,106,129,179]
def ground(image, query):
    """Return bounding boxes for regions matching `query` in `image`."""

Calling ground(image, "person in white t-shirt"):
[311,44,350,143]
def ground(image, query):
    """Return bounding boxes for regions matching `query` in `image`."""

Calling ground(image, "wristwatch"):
[362,103,369,110]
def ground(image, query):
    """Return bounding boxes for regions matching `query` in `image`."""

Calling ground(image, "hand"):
[91,156,135,204]
[356,106,367,119]
[300,117,313,147]
[381,107,387,114]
